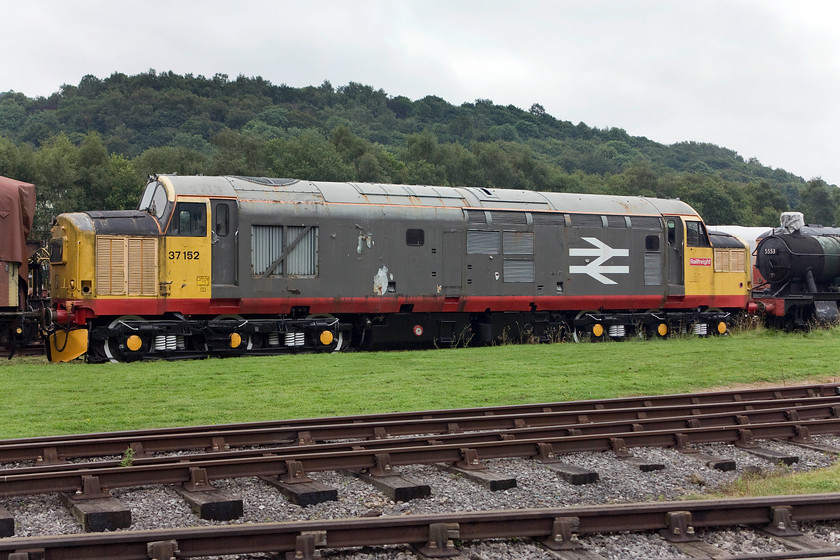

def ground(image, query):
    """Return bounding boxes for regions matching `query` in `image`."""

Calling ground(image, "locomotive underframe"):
[571,308,733,339]
[85,315,344,363]
[80,306,737,362]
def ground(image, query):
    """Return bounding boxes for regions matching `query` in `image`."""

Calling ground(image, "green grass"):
[709,462,840,498]
[2,325,839,439]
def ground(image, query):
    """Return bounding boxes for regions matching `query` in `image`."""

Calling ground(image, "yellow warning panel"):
[47,329,88,363]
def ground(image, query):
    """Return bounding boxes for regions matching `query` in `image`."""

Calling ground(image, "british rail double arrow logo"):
[569,237,630,285]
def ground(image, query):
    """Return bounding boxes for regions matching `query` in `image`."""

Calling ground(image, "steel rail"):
[2,494,840,559]
[2,389,839,464]
[4,381,835,444]
[4,399,839,477]
[1,416,839,498]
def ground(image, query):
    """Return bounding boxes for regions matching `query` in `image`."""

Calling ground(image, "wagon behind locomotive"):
[0,176,37,354]
[47,175,751,362]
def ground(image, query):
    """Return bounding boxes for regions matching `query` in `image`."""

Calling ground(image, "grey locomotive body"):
[48,175,750,361]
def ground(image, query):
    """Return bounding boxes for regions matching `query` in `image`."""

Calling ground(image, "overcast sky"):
[4,0,840,185]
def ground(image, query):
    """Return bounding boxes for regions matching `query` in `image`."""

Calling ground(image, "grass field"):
[2,325,838,439]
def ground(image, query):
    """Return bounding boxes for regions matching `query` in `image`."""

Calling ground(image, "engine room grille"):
[251,225,319,277]
[714,248,746,273]
[96,236,158,296]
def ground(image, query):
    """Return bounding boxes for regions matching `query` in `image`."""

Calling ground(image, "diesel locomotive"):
[46,175,751,362]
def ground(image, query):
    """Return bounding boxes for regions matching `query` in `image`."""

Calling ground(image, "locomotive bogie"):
[46,175,752,362]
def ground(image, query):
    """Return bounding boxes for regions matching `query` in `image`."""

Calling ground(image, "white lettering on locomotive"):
[569,237,629,285]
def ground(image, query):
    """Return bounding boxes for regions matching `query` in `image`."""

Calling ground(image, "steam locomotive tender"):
[47,175,751,362]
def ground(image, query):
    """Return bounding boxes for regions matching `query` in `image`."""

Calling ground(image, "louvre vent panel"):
[465,210,487,224]
[285,226,318,276]
[503,259,535,283]
[532,212,566,226]
[644,252,662,285]
[467,230,501,255]
[96,236,157,296]
[631,216,663,230]
[714,248,746,273]
[251,225,319,277]
[503,231,534,255]
[252,225,283,276]
[96,237,126,295]
[488,211,527,225]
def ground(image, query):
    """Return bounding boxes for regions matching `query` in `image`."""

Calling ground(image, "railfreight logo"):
[569,237,629,285]
[689,257,712,266]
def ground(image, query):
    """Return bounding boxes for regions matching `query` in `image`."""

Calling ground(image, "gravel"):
[1,437,839,559]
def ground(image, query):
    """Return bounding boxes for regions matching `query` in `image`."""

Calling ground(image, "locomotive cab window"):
[167,202,207,237]
[138,180,172,224]
[215,203,229,237]
[686,220,710,247]
[406,229,424,246]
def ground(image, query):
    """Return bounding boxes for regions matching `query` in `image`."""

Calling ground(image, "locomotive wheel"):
[643,311,669,339]
[572,310,603,343]
[213,315,255,353]
[706,308,729,336]
[307,314,345,352]
[103,315,149,363]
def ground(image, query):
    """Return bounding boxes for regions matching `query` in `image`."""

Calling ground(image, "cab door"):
[665,217,685,296]
[211,199,238,289]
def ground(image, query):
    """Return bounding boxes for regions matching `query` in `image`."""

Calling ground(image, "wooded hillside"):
[0,70,833,238]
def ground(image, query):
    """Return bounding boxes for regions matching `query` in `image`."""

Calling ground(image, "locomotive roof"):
[157,175,699,218]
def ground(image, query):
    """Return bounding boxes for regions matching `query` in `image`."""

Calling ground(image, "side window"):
[686,221,709,247]
[667,219,676,244]
[406,229,424,246]
[168,202,207,237]
[215,203,229,237]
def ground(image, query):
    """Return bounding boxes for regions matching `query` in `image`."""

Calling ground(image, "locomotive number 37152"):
[168,251,200,260]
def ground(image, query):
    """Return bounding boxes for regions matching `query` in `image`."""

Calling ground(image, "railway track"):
[4,382,838,463]
[2,494,840,559]
[2,383,840,558]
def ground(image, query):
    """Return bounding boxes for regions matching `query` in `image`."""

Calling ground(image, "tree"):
[134,146,210,177]
[798,179,836,226]
[33,135,80,237]
[263,131,353,181]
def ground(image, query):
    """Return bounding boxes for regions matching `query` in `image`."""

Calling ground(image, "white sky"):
[3,0,840,185]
